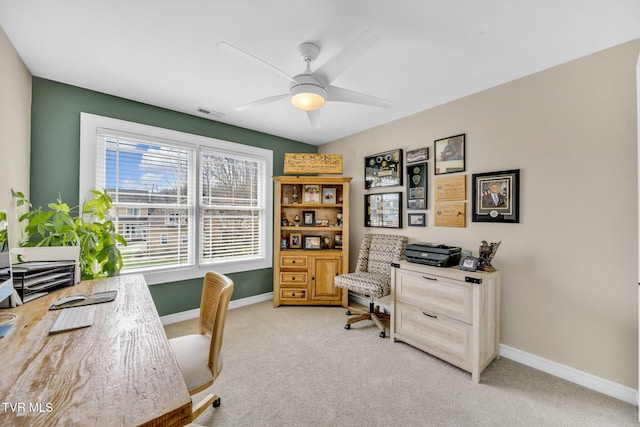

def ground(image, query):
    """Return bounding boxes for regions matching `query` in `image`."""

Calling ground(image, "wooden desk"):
[0,274,192,426]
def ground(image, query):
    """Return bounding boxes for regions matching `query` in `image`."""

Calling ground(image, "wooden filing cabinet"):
[390,260,501,383]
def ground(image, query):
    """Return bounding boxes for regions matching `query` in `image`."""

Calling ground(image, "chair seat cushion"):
[169,334,214,392]
[334,271,391,298]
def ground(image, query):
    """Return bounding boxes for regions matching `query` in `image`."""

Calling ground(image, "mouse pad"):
[49,290,118,310]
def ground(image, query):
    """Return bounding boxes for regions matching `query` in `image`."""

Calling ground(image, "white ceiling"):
[1,1,639,146]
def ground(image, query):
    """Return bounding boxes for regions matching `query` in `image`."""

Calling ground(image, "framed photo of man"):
[472,169,520,223]
[434,134,465,175]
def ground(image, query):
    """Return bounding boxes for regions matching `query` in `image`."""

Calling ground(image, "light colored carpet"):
[164,301,637,427]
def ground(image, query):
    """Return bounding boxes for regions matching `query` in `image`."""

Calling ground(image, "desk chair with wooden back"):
[334,233,407,338]
[169,271,234,421]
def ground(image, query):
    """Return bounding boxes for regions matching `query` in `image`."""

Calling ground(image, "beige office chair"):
[334,234,407,338]
[169,271,234,421]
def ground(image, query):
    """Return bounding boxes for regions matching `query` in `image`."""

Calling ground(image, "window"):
[80,113,273,285]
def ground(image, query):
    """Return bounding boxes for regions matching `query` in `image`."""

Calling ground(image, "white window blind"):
[81,113,273,284]
[95,129,196,272]
[199,148,266,264]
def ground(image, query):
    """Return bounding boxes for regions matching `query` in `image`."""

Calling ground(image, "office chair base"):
[192,393,220,420]
[344,304,389,338]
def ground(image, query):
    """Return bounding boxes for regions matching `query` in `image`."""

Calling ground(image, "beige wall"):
[0,26,31,247]
[321,39,640,388]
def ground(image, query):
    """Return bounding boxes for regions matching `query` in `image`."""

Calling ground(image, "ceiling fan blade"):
[217,41,296,84]
[315,31,378,84]
[234,93,288,111]
[307,110,321,128]
[326,85,392,109]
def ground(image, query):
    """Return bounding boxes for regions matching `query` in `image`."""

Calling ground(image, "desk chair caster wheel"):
[212,397,221,408]
[379,331,385,338]
[346,310,352,315]
[345,324,350,330]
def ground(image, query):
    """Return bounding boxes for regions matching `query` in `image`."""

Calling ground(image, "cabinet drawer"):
[394,301,471,371]
[281,256,307,269]
[395,269,472,323]
[280,272,307,286]
[280,289,307,300]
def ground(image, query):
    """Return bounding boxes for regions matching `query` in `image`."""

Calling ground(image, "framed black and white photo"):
[364,149,403,189]
[406,162,427,209]
[302,210,316,226]
[472,169,520,223]
[434,134,465,175]
[408,213,426,227]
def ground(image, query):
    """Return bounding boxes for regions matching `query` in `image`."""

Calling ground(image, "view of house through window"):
[81,113,273,282]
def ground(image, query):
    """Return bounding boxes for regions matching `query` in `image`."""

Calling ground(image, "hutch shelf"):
[273,176,352,307]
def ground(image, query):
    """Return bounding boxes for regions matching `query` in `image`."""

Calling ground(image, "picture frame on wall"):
[434,134,465,175]
[406,162,427,209]
[364,149,403,189]
[364,192,403,228]
[408,213,426,227]
[471,169,520,223]
[406,147,429,163]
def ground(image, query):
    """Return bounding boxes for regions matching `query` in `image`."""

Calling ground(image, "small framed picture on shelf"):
[304,236,322,250]
[315,219,329,227]
[303,184,321,203]
[334,234,343,248]
[290,233,302,249]
[459,256,479,272]
[408,213,426,227]
[302,210,315,226]
[322,187,337,204]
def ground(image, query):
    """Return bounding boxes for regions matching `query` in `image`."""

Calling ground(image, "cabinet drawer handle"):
[422,275,437,281]
[422,312,437,319]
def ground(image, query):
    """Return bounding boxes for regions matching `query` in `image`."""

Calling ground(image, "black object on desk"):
[49,290,118,310]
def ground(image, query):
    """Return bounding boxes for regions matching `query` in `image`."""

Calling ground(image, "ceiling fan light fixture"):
[290,84,327,111]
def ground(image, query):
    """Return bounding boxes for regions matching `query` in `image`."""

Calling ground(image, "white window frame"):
[79,113,273,285]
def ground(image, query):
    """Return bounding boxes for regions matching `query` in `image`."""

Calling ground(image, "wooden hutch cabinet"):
[273,176,351,307]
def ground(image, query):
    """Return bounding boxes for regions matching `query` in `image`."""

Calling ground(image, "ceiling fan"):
[217,31,392,128]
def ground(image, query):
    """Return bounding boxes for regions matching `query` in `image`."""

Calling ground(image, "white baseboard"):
[160,292,273,326]
[350,293,637,405]
[162,291,638,406]
[499,344,637,405]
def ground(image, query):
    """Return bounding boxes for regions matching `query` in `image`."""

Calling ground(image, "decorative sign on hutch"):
[284,153,343,175]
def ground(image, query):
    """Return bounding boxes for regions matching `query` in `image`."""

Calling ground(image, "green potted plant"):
[12,189,127,280]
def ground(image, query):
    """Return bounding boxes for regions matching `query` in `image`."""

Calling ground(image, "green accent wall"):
[30,77,317,315]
